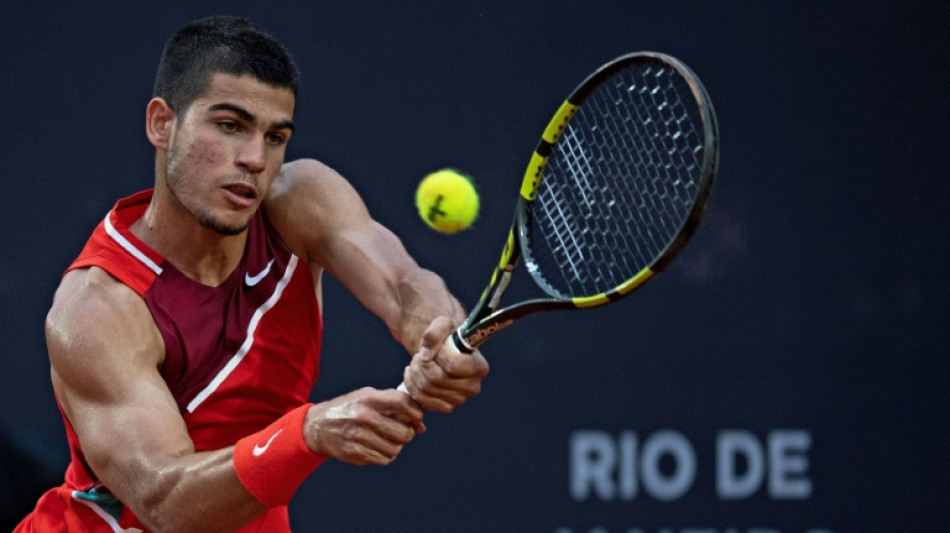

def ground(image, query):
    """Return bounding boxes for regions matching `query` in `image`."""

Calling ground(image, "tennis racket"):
[400,51,718,391]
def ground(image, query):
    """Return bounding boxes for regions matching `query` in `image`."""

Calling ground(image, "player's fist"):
[304,388,425,465]
[402,316,490,413]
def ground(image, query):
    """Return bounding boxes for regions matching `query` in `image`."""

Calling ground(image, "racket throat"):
[487,269,514,310]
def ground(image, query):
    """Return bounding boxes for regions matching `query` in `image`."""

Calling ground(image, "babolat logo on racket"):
[465,320,515,346]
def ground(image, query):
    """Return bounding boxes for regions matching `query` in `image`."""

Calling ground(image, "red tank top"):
[17,189,322,532]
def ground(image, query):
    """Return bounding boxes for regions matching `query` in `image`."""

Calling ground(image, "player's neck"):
[131,190,247,288]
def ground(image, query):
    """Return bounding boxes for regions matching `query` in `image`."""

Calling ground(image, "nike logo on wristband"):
[253,428,284,456]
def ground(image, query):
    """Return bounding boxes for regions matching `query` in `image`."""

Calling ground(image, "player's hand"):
[402,316,490,413]
[304,388,425,465]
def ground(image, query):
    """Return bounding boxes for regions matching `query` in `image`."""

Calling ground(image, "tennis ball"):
[415,169,480,234]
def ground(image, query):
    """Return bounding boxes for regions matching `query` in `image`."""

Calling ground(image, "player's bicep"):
[48,269,194,493]
[265,158,374,265]
[267,158,420,319]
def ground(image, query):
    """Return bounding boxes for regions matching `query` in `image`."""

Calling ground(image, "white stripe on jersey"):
[186,254,299,413]
[103,214,163,275]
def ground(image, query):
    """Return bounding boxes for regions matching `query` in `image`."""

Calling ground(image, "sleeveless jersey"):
[16,189,323,532]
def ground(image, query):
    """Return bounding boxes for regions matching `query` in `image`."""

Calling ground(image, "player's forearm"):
[106,404,324,532]
[116,447,266,533]
[390,267,466,353]
[321,220,465,354]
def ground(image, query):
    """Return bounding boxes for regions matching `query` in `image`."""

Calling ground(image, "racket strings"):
[527,62,707,298]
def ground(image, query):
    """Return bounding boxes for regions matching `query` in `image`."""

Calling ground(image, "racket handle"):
[396,330,469,394]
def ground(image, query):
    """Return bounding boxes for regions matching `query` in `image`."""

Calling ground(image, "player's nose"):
[236,136,266,174]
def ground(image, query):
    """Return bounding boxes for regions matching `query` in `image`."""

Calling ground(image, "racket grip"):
[396,330,468,394]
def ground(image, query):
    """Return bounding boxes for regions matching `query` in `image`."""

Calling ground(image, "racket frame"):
[453,51,719,352]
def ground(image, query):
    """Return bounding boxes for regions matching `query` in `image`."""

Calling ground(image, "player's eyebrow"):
[207,102,295,133]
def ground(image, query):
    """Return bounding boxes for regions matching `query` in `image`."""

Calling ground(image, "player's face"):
[164,73,295,236]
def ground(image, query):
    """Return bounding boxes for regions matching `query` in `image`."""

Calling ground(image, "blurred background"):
[0,2,946,532]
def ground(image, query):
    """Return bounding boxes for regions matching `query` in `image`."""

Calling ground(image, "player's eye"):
[265,132,287,145]
[218,121,240,133]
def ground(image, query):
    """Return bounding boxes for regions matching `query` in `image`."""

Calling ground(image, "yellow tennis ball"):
[415,169,480,234]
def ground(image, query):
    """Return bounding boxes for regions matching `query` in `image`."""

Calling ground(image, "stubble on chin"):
[164,177,251,237]
[195,209,249,236]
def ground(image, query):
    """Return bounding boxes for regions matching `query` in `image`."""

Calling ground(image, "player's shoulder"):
[266,158,371,252]
[47,266,165,401]
[47,266,155,348]
[271,158,354,201]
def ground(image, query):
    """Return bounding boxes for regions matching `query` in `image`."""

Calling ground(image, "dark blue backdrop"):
[1,2,946,532]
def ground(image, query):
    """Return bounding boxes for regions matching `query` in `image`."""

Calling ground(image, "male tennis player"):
[15,15,488,533]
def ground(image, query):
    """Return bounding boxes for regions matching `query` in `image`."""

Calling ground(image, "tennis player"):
[15,15,488,533]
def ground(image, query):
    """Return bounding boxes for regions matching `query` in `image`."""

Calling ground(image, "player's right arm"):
[48,266,266,532]
[47,267,421,532]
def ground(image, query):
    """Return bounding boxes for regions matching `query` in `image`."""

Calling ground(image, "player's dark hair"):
[153,15,299,115]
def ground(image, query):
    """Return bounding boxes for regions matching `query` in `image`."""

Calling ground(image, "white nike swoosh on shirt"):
[253,428,284,456]
[244,259,275,287]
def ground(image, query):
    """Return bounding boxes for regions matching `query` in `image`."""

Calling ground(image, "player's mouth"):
[222,183,258,207]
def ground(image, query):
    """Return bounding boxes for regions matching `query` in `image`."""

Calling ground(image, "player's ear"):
[145,98,176,150]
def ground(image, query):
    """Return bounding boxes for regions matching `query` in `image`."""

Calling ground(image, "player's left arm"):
[264,158,488,411]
